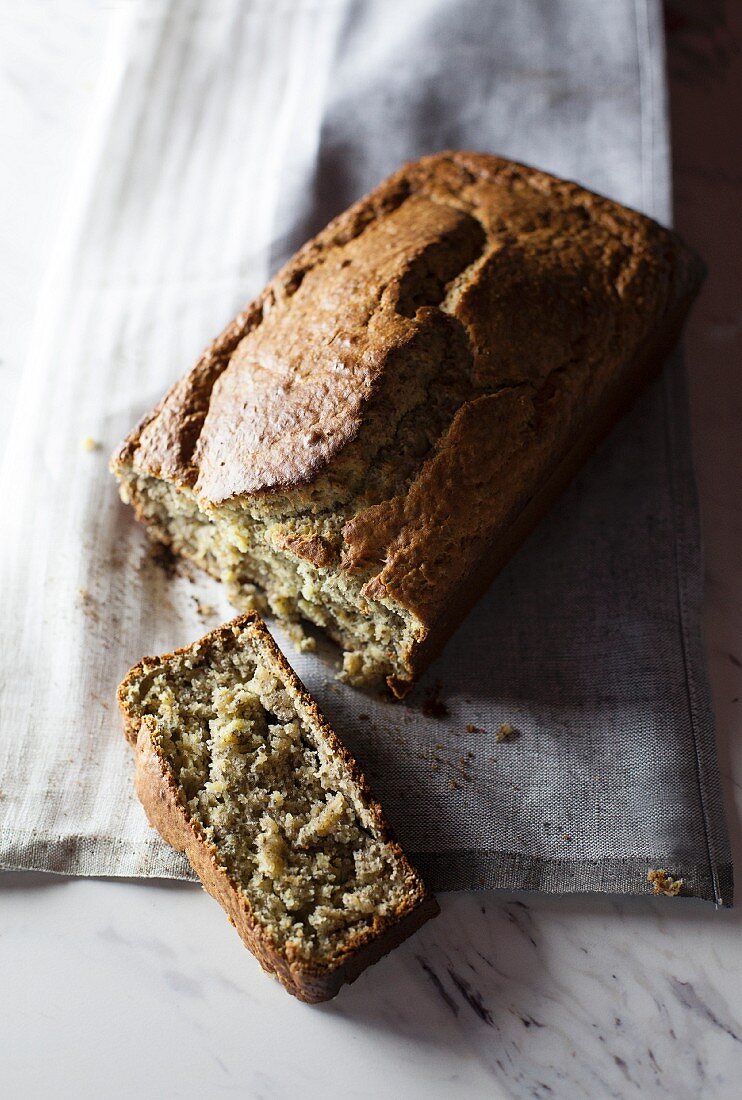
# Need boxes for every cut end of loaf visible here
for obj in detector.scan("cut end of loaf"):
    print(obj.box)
[113,467,423,693]
[118,615,436,999]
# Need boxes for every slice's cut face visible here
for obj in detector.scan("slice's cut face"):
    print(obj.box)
[120,626,421,962]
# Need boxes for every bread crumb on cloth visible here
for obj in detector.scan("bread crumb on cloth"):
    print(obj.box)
[422,682,449,718]
[647,869,684,896]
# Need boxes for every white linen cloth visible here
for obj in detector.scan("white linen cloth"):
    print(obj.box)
[0,0,730,901]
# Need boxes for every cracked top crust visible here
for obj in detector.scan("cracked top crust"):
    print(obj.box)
[115,151,703,626]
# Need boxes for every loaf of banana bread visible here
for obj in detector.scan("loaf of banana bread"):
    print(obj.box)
[112,151,703,695]
[118,614,437,1002]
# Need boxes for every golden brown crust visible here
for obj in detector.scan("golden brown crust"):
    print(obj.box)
[118,614,438,1002]
[113,151,704,691]
[277,533,338,568]
[385,275,701,693]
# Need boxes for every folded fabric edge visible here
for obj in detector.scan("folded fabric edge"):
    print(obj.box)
[660,357,735,909]
[414,851,733,907]
[0,834,196,882]
[1,834,732,906]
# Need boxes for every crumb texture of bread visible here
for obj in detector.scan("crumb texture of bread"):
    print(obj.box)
[112,151,704,692]
[119,617,434,982]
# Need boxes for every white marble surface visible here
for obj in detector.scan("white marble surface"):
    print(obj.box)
[2,872,741,1099]
[2,4,741,1097]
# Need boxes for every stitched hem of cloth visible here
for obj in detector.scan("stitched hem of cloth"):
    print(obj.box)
[638,0,732,909]
[0,835,197,881]
[414,851,733,904]
[1,834,732,906]
[660,356,734,908]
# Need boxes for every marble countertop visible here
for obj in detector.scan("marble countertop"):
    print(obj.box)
[4,871,741,1098]
[2,4,741,1097]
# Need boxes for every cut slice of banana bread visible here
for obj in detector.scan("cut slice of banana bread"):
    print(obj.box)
[112,151,703,694]
[118,614,437,1002]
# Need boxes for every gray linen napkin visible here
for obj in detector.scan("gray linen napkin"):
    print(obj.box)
[0,0,731,904]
